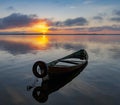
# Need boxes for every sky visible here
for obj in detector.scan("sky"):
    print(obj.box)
[0,0,120,34]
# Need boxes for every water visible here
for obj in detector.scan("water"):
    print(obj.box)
[0,35,120,105]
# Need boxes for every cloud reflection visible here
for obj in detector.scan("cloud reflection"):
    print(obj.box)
[0,35,88,55]
[0,35,120,58]
[0,40,34,55]
[0,35,51,55]
[109,47,120,59]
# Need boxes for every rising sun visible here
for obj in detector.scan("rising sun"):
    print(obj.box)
[33,21,49,34]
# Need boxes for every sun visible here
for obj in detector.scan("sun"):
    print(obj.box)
[33,21,49,34]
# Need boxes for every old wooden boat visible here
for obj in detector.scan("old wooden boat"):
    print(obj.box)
[32,49,88,78]
[27,60,88,103]
[31,61,88,103]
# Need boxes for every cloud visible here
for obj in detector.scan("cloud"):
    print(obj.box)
[93,16,103,21]
[64,17,88,26]
[54,17,88,27]
[83,0,94,4]
[6,6,15,11]
[113,10,120,16]
[0,13,38,29]
[110,17,120,22]
[0,13,88,29]
[70,6,77,9]
[50,25,120,33]
[0,13,119,33]
[110,10,120,22]
[88,25,120,32]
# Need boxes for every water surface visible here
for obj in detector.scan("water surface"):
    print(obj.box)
[0,35,120,105]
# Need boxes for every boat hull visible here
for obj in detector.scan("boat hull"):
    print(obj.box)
[48,61,88,79]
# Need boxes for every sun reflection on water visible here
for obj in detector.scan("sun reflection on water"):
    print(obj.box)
[34,35,49,48]
[0,35,50,50]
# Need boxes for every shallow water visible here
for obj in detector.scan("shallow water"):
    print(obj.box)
[0,35,120,105]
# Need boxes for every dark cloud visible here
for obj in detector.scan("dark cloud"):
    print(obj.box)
[64,17,88,26]
[6,6,15,11]
[98,13,107,17]
[0,13,37,29]
[88,25,120,32]
[110,10,120,22]
[88,27,104,32]
[53,21,63,26]
[110,17,120,22]
[50,25,120,32]
[49,27,86,31]
[113,10,120,16]
[93,16,103,21]
[53,17,88,27]
[0,13,88,29]
[71,27,86,31]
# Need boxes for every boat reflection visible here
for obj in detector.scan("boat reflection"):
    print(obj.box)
[27,61,88,103]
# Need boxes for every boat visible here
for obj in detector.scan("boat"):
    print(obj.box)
[32,49,88,79]
[28,61,88,103]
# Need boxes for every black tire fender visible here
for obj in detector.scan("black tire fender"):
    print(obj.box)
[32,61,48,78]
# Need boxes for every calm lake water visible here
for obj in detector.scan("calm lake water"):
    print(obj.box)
[0,35,120,105]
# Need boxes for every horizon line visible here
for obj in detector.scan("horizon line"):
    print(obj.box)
[0,33,120,35]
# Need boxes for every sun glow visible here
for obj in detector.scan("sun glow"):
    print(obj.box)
[33,21,49,34]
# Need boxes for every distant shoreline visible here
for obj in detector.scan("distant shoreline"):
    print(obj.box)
[0,33,120,35]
